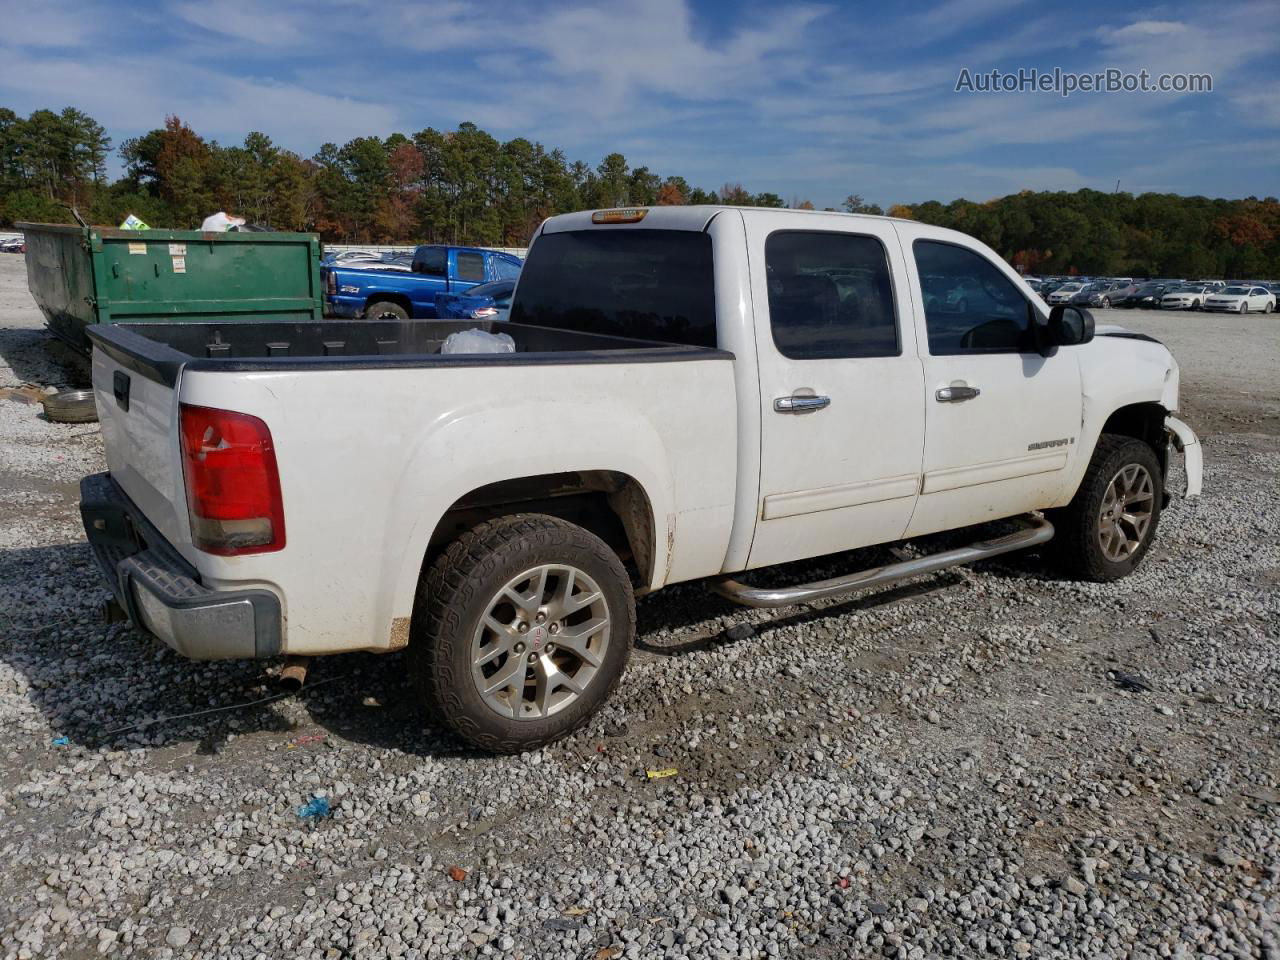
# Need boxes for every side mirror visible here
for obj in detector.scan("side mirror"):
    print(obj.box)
[1046,304,1094,352]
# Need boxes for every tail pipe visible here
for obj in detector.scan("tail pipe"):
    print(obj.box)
[279,656,311,691]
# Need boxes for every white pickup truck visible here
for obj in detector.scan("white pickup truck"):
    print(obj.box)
[81,206,1202,752]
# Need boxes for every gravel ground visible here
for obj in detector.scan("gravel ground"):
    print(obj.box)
[0,252,1277,959]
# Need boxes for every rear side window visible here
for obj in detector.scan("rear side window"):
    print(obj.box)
[914,240,1033,354]
[414,247,447,276]
[510,230,717,347]
[494,257,521,280]
[765,231,900,359]
[456,252,486,282]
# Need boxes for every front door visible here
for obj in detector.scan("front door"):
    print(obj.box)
[900,231,1082,537]
[746,213,925,569]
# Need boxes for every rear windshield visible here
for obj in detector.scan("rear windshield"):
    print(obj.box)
[509,230,717,347]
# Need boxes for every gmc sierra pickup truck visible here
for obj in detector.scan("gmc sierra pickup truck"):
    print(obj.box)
[322,244,523,319]
[81,206,1202,752]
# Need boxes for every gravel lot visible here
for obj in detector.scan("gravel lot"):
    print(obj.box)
[0,252,1277,959]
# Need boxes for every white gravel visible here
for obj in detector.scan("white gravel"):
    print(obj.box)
[0,253,1277,959]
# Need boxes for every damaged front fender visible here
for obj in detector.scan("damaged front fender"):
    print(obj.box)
[1165,416,1202,498]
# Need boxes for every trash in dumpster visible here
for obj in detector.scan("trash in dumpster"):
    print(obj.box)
[441,329,516,355]
[295,794,332,820]
[119,214,150,230]
[200,211,246,232]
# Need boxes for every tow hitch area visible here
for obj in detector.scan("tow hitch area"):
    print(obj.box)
[710,514,1055,609]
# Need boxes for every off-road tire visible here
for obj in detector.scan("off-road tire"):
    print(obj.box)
[1048,435,1163,583]
[366,299,409,320]
[410,513,635,753]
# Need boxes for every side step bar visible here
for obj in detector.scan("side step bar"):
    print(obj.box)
[710,514,1055,609]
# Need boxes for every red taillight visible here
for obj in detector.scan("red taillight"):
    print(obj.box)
[325,268,336,295]
[179,403,285,555]
[471,306,498,318]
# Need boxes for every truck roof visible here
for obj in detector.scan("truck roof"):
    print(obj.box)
[540,204,933,237]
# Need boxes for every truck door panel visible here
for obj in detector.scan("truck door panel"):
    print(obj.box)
[900,233,1081,536]
[745,214,926,569]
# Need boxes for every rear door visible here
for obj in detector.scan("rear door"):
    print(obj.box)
[898,228,1081,537]
[746,212,925,569]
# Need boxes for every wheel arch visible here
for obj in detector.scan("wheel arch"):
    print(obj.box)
[422,470,659,591]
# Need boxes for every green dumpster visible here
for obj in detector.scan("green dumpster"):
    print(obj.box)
[16,222,324,351]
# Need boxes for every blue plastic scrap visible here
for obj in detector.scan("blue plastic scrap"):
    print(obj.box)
[51,736,70,746]
[296,794,332,820]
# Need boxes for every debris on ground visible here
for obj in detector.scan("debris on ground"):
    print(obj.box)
[295,795,331,820]
[645,767,678,780]
[1107,669,1155,692]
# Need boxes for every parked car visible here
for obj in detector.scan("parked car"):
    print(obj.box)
[1047,281,1086,304]
[1159,285,1212,310]
[323,245,524,319]
[1070,281,1126,308]
[1202,285,1276,314]
[1112,283,1169,309]
[434,279,516,320]
[79,205,1202,752]
[0,237,27,253]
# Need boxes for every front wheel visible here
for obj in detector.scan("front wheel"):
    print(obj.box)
[1100,297,1110,308]
[1047,436,1163,582]
[410,514,635,753]
[1240,301,1248,314]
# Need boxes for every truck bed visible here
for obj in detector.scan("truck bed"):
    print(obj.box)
[88,319,727,385]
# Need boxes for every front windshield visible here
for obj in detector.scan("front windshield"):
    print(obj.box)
[1169,286,1200,294]
[1134,284,1163,295]
[1222,286,1250,295]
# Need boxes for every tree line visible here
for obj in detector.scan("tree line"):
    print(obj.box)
[2,106,1277,277]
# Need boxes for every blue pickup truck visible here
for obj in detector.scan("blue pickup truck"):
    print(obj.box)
[322,244,523,319]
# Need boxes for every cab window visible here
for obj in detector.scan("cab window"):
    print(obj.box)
[765,231,900,359]
[914,240,1034,354]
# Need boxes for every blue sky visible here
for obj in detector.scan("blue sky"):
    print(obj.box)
[2,0,1277,207]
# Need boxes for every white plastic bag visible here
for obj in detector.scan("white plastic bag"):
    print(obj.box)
[200,211,247,232]
[441,328,516,354]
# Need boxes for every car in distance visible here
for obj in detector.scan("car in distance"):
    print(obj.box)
[1047,281,1086,304]
[79,205,1203,752]
[1070,280,1126,309]
[434,279,516,320]
[1202,285,1277,314]
[1160,285,1213,310]
[1113,283,1169,309]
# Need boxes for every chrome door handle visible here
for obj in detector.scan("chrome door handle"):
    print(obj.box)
[774,394,831,413]
[936,385,981,402]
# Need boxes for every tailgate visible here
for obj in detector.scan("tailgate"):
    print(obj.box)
[91,345,190,551]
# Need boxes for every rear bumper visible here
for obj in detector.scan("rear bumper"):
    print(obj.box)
[79,473,282,660]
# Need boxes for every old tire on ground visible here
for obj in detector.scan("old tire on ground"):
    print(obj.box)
[410,513,635,753]
[41,389,98,424]
[1047,435,1163,583]
[366,299,409,320]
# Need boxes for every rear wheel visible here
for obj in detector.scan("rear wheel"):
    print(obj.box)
[410,514,635,753]
[366,299,409,320]
[1048,435,1163,582]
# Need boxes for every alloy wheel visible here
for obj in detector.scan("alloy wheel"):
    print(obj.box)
[470,564,611,720]
[1098,464,1155,562]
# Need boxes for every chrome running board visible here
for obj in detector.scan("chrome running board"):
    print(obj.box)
[710,514,1055,609]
